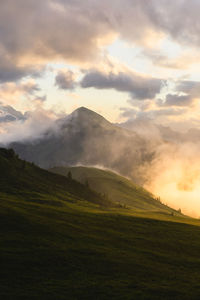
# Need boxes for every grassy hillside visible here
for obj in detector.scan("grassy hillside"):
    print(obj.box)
[50,166,180,214]
[0,148,113,207]
[2,148,200,299]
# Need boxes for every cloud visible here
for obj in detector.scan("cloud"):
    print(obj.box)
[0,108,57,145]
[55,70,76,90]
[81,69,163,100]
[114,0,200,50]
[140,49,196,70]
[119,100,191,134]
[2,0,200,83]
[162,94,194,107]
[147,0,200,48]
[157,80,200,107]
[0,80,42,106]
[0,104,25,123]
[0,0,115,83]
[176,80,200,95]
[0,56,43,83]
[122,107,186,120]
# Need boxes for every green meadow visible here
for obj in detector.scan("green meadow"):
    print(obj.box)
[50,166,183,214]
[1,149,200,299]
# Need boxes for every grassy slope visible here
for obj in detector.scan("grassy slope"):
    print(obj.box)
[2,149,200,299]
[0,148,113,208]
[50,166,180,214]
[2,195,200,300]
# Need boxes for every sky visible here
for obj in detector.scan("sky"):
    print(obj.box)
[1,0,200,130]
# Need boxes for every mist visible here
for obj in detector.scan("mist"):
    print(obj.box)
[0,109,58,146]
[143,141,200,218]
[123,121,200,218]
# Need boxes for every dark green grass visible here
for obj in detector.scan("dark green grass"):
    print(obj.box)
[1,196,200,300]
[1,148,200,299]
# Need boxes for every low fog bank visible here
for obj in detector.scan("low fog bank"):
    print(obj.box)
[120,119,200,217]
[0,109,61,146]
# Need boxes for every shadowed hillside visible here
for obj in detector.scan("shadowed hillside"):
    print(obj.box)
[0,148,112,207]
[50,166,181,215]
[2,148,200,299]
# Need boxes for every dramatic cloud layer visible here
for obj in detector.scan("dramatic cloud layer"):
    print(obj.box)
[1,0,200,82]
[0,0,114,83]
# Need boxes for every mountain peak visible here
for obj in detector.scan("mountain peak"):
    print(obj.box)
[73,106,102,117]
[74,106,91,113]
[70,106,111,126]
